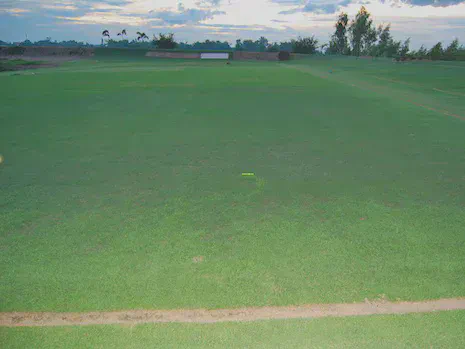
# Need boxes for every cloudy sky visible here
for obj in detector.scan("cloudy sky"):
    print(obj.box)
[1,0,464,48]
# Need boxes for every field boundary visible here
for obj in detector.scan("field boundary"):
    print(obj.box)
[1,298,464,327]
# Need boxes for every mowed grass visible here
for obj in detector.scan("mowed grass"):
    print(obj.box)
[2,311,465,348]
[288,56,465,118]
[1,55,465,312]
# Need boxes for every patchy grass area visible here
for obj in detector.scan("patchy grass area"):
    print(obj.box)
[287,57,465,118]
[0,59,46,72]
[1,55,464,315]
[2,311,465,348]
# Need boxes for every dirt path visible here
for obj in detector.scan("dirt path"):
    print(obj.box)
[1,298,464,327]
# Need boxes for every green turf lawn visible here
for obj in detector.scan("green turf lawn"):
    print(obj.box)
[1,55,464,313]
[2,311,465,348]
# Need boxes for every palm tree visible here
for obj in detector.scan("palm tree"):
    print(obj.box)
[117,29,127,40]
[102,30,110,40]
[136,31,148,41]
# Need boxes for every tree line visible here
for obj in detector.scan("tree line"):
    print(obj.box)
[0,38,92,48]
[1,6,464,61]
[98,15,465,60]
[326,6,465,61]
[98,30,319,54]
[97,30,321,54]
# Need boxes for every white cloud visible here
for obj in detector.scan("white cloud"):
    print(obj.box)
[205,0,287,27]
[91,4,125,11]
[57,12,150,26]
[0,8,31,13]
[350,0,465,17]
[42,4,78,11]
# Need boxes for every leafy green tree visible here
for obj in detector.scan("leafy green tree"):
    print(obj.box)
[364,25,378,56]
[399,38,410,59]
[107,39,132,48]
[189,40,231,50]
[258,36,269,52]
[153,33,177,49]
[34,37,54,46]
[387,40,401,58]
[328,12,349,55]
[278,41,293,52]
[454,45,465,61]
[327,41,337,54]
[376,25,388,55]
[375,24,396,57]
[444,38,459,60]
[415,45,428,59]
[377,24,393,57]
[267,43,280,52]
[241,40,259,51]
[292,36,319,54]
[429,42,443,60]
[348,6,374,56]
[233,37,276,52]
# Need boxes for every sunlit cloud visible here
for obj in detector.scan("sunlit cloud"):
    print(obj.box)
[42,4,78,11]
[91,4,125,11]
[149,5,225,25]
[0,8,31,13]
[57,12,150,26]
[151,23,187,29]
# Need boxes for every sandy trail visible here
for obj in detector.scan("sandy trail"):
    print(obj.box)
[1,298,464,327]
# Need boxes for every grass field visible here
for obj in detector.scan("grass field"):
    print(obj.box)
[2,311,465,348]
[1,53,465,346]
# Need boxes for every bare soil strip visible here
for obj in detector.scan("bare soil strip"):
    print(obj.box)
[1,298,464,327]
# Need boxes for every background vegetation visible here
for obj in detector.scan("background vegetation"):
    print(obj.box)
[1,6,464,60]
